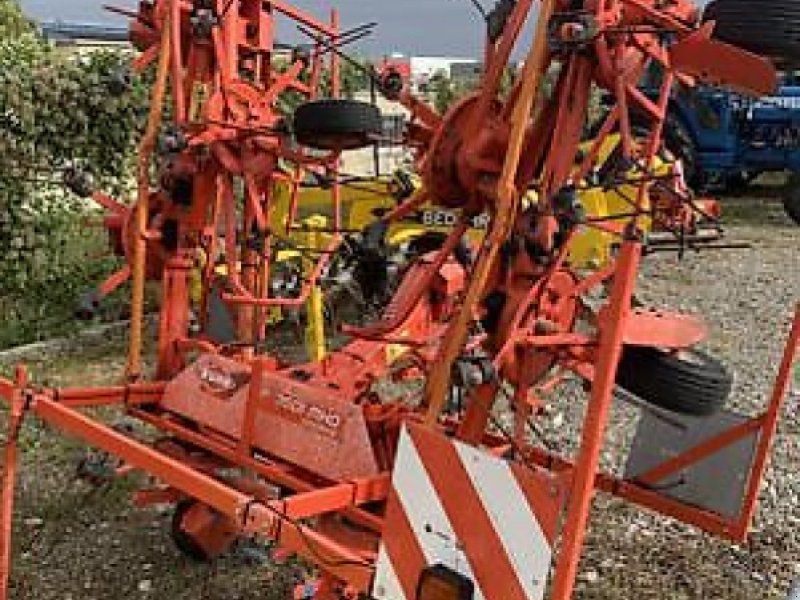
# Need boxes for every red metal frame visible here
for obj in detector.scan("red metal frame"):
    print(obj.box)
[0,305,796,598]
[0,1,794,599]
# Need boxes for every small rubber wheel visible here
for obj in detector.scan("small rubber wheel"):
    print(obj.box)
[171,500,212,562]
[616,346,733,416]
[293,99,382,151]
[782,172,800,225]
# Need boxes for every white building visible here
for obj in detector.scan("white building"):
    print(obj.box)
[409,56,480,91]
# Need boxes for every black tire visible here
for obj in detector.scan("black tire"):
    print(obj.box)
[616,346,733,416]
[783,172,800,225]
[171,500,212,562]
[704,0,800,66]
[723,170,760,193]
[293,99,382,151]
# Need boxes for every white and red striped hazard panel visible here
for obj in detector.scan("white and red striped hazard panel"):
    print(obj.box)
[373,424,566,600]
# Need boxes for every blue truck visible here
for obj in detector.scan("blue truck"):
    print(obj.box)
[659,79,800,225]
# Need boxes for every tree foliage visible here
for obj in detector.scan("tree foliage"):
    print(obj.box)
[429,65,518,114]
[0,0,31,39]
[0,0,372,348]
[0,0,150,348]
[430,71,458,114]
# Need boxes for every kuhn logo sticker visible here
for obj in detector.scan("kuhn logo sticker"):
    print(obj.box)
[197,365,247,398]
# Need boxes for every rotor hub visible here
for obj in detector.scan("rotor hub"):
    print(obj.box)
[421,94,506,213]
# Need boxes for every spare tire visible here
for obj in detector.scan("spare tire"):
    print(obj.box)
[616,346,733,416]
[293,99,382,151]
[704,0,800,65]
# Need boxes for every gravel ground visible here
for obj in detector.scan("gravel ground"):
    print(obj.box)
[573,210,800,600]
[0,196,797,600]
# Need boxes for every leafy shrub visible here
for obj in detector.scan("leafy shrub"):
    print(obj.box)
[0,0,371,349]
[0,0,149,348]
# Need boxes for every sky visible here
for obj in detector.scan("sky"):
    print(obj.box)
[19,0,711,57]
[20,0,492,57]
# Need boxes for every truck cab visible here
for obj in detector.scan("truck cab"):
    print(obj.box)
[640,70,800,224]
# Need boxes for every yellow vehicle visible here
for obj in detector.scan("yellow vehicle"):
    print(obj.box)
[268,133,669,268]
[206,134,676,359]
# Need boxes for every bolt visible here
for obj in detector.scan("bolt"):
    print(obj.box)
[560,22,586,42]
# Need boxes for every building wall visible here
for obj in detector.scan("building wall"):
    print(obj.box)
[41,22,132,55]
[409,56,478,91]
[340,91,412,177]
[49,39,132,56]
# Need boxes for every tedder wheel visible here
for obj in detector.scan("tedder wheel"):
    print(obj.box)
[171,500,211,562]
[170,499,239,562]
[293,99,382,151]
[704,0,800,66]
[615,346,733,416]
[783,172,800,225]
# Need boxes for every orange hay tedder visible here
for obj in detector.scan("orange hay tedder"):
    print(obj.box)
[1,0,799,599]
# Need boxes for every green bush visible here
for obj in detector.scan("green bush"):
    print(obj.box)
[0,0,368,349]
[0,0,149,348]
